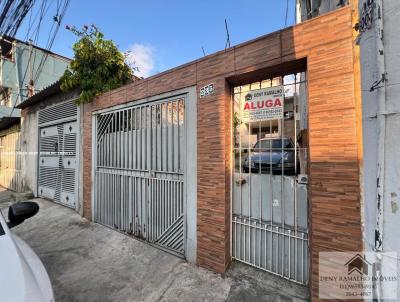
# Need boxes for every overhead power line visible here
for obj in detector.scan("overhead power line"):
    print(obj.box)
[0,0,36,37]
[32,0,70,83]
[1,0,71,118]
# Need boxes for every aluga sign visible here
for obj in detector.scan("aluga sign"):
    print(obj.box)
[241,86,284,122]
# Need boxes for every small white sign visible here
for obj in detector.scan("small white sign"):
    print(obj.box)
[240,86,284,122]
[200,84,214,98]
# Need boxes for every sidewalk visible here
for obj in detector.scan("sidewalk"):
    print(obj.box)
[1,194,309,301]
[0,186,14,206]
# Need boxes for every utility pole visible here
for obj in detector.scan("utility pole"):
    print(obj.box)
[28,39,34,97]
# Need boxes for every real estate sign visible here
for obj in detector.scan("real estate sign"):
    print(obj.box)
[240,86,284,122]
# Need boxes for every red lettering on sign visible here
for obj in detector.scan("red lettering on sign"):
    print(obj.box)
[243,98,282,110]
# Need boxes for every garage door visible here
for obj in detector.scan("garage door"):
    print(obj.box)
[93,96,186,256]
[38,101,78,208]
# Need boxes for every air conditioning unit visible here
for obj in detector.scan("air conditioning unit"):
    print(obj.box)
[297,174,308,184]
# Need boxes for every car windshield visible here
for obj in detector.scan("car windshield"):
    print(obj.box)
[253,139,292,150]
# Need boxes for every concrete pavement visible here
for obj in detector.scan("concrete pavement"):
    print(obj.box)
[0,186,13,205]
[0,196,309,302]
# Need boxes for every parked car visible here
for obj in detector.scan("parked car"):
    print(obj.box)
[242,138,298,175]
[0,202,54,302]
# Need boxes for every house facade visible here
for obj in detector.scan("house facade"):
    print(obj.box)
[15,3,369,301]
[77,6,361,299]
[0,37,70,191]
[0,36,70,118]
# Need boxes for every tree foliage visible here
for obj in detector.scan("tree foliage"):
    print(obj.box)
[61,25,133,104]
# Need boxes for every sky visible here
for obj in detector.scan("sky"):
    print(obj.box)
[16,0,296,78]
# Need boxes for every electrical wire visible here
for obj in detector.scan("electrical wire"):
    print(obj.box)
[19,0,48,87]
[0,0,44,87]
[32,0,70,83]
[10,0,48,100]
[1,0,71,118]
[0,0,36,37]
[30,0,49,76]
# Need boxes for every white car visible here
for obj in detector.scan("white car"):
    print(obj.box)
[0,202,54,302]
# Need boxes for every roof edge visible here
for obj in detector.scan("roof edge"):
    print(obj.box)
[16,80,61,109]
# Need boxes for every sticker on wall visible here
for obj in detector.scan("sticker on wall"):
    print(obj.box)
[241,86,284,122]
[199,83,214,98]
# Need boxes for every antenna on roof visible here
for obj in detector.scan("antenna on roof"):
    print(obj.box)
[201,46,206,57]
[224,18,231,50]
[285,0,289,27]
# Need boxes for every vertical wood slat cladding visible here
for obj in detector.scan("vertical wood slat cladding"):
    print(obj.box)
[81,7,361,300]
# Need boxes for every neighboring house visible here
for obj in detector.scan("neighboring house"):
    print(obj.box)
[7,3,387,300]
[0,36,70,192]
[296,0,348,20]
[357,0,400,298]
[77,6,361,300]
[0,36,70,119]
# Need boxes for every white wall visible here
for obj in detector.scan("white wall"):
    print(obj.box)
[20,108,38,195]
[359,0,400,299]
[20,89,80,199]
[380,1,400,297]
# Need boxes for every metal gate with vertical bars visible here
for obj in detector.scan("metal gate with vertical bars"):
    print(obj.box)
[0,125,23,192]
[232,73,309,284]
[38,101,78,208]
[94,96,186,256]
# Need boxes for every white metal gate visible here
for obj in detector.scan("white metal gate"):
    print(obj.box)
[232,73,309,284]
[94,96,186,256]
[38,101,78,208]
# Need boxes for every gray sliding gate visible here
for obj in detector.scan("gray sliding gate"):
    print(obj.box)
[94,96,186,256]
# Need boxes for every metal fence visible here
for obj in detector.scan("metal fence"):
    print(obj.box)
[0,124,24,192]
[38,101,78,207]
[232,73,309,284]
[94,96,186,256]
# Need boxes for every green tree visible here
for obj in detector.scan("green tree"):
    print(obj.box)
[61,25,133,104]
